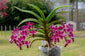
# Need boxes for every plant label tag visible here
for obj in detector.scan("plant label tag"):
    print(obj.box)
[42,41,46,46]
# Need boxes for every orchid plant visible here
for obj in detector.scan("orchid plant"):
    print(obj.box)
[9,4,74,50]
[0,0,8,17]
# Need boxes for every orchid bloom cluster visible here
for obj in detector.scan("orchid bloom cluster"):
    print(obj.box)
[9,22,37,50]
[9,21,74,50]
[0,0,8,17]
[50,23,74,47]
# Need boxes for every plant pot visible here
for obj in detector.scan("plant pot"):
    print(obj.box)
[39,46,62,56]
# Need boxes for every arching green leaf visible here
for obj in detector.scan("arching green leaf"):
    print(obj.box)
[14,6,42,21]
[18,18,43,26]
[37,29,44,34]
[47,20,60,27]
[27,4,45,20]
[47,19,64,27]
[46,6,71,23]
[46,11,69,23]
[34,33,45,38]
[30,38,46,47]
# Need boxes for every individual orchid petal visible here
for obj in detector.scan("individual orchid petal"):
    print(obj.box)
[25,41,30,48]
[71,38,74,42]
[64,44,68,47]
[20,46,22,50]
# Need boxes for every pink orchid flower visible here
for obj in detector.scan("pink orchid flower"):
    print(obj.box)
[9,22,36,50]
[50,23,74,47]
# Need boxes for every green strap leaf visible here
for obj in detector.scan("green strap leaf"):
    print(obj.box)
[34,33,45,38]
[27,4,45,20]
[48,20,60,27]
[47,11,69,23]
[54,11,69,15]
[27,33,45,39]
[47,19,64,27]
[46,5,71,23]
[14,6,42,21]
[30,38,46,47]
[37,29,44,34]
[18,18,43,26]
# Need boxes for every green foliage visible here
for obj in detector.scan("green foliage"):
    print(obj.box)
[18,18,43,26]
[17,5,71,26]
[37,29,44,34]
[27,4,45,19]
[46,7,71,23]
[15,6,42,21]
[30,38,45,47]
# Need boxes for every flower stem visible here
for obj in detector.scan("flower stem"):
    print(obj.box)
[43,21,51,47]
